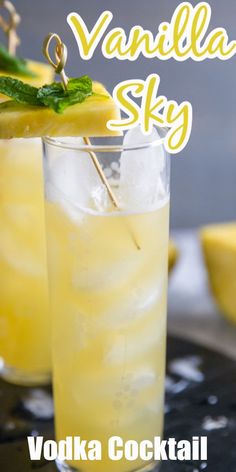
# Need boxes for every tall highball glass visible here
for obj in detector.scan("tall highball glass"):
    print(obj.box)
[0,138,50,385]
[43,131,170,472]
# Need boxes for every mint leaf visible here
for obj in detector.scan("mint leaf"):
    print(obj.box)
[37,76,93,113]
[0,77,41,105]
[0,75,93,112]
[67,76,92,93]
[0,43,37,77]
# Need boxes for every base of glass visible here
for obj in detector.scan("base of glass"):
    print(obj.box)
[1,362,51,386]
[56,459,160,472]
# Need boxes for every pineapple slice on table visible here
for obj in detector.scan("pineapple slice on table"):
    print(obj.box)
[168,240,178,273]
[0,82,121,138]
[0,61,54,100]
[200,223,236,324]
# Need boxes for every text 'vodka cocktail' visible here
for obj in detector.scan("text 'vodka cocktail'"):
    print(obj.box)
[43,129,170,472]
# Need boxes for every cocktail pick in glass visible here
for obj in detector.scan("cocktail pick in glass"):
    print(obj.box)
[0,0,20,55]
[43,33,140,250]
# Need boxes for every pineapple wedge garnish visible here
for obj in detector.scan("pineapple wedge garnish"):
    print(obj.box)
[200,223,236,324]
[0,82,121,138]
[0,60,54,100]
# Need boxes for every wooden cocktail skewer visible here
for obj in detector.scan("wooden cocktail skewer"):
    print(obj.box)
[43,33,140,250]
[0,0,21,55]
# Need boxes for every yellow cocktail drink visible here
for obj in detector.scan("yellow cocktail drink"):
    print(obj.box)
[47,201,169,472]
[43,133,170,472]
[0,44,53,384]
[0,139,50,384]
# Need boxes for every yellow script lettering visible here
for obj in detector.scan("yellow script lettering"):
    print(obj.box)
[67,11,112,60]
[68,3,236,62]
[164,102,192,153]
[108,80,144,129]
[108,74,192,154]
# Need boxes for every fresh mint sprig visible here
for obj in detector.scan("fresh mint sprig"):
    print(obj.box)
[0,75,93,113]
[0,44,37,77]
[37,76,93,113]
[0,77,39,105]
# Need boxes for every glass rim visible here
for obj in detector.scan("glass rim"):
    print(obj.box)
[43,136,166,153]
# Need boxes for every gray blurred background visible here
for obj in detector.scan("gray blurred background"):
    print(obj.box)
[4,0,235,229]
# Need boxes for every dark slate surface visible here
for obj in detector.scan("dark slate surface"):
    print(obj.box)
[0,336,236,472]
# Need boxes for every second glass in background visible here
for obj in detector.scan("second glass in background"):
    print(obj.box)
[0,138,50,385]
